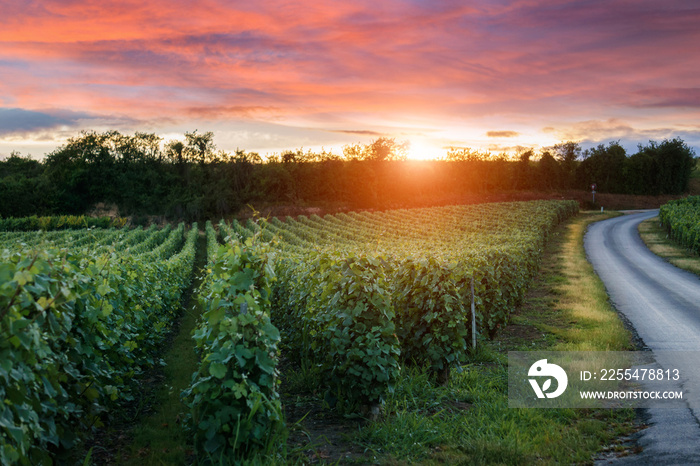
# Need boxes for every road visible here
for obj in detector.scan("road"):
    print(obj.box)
[585,210,700,464]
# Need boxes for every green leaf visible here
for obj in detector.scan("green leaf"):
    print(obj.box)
[101,302,113,317]
[209,362,227,379]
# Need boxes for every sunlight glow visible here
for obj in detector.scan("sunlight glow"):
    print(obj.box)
[406,137,444,160]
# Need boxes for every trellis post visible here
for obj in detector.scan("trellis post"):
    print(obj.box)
[471,276,476,349]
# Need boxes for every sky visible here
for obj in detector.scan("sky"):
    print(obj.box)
[1,0,699,160]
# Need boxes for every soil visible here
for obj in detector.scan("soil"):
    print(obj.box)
[277,353,372,464]
[78,371,168,465]
[283,397,370,464]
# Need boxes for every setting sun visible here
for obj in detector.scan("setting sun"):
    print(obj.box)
[406,137,444,160]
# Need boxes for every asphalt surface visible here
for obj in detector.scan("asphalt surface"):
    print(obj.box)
[585,210,700,465]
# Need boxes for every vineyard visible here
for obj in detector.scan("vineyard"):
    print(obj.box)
[0,215,127,232]
[0,223,198,464]
[0,199,578,463]
[659,195,700,253]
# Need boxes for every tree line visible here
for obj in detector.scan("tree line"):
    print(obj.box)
[0,130,695,220]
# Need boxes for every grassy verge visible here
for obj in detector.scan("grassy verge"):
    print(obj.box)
[282,211,639,464]
[543,211,630,351]
[638,217,700,276]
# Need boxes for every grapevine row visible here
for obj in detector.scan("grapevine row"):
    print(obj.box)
[0,223,197,464]
[182,223,284,459]
[659,196,700,253]
[246,200,578,406]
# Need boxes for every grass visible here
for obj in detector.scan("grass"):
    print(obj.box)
[544,211,630,351]
[638,216,700,276]
[281,211,641,465]
[120,296,202,463]
[109,234,208,465]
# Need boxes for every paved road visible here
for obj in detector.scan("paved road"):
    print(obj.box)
[585,210,700,464]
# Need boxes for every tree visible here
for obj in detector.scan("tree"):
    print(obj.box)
[367,137,409,161]
[342,143,365,161]
[133,132,163,161]
[443,147,490,162]
[43,131,119,212]
[0,152,50,217]
[635,138,695,194]
[552,141,581,188]
[281,149,300,163]
[552,141,582,164]
[515,148,534,189]
[577,142,627,193]
[624,151,655,194]
[233,149,262,164]
[537,151,561,189]
[342,137,409,161]
[184,130,217,164]
[165,140,186,164]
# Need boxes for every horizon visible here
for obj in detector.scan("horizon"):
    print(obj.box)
[2,1,700,159]
[3,128,693,163]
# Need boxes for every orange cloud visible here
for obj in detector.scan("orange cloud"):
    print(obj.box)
[487,131,519,138]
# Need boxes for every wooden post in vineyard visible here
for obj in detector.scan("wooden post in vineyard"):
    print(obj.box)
[471,276,476,349]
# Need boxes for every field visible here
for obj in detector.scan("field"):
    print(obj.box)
[0,200,642,465]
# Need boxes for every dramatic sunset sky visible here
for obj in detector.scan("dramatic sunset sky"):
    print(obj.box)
[1,0,699,159]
